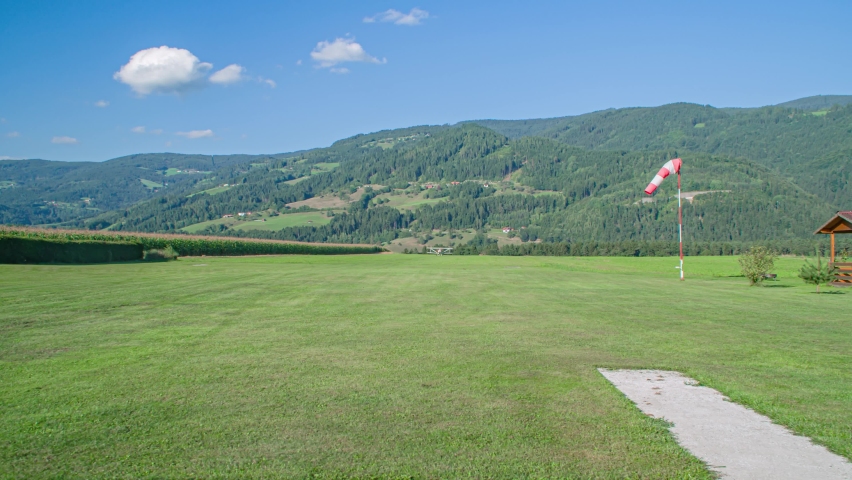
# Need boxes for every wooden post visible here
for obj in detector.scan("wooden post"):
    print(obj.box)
[831,232,835,264]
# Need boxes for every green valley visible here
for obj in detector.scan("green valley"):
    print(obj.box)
[2,96,850,253]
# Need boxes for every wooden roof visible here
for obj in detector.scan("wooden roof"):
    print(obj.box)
[815,211,852,234]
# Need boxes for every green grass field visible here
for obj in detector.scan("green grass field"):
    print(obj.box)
[283,176,309,185]
[312,162,340,172]
[139,179,164,189]
[1,255,850,477]
[165,168,212,176]
[181,212,331,233]
[187,185,233,197]
[375,191,447,210]
[230,212,331,231]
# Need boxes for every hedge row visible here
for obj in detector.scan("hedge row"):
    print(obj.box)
[133,237,381,256]
[0,227,384,259]
[0,236,143,264]
[418,239,848,257]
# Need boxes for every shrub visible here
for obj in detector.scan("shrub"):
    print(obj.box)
[143,245,179,261]
[0,236,142,264]
[798,249,837,293]
[738,246,777,285]
[0,227,384,257]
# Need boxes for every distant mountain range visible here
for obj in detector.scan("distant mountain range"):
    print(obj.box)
[1,95,850,249]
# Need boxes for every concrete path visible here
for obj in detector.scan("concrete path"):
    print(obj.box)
[599,369,852,480]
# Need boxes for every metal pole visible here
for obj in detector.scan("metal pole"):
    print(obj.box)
[678,172,684,280]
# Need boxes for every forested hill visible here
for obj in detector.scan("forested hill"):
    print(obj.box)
[0,153,295,225]
[76,123,836,249]
[473,103,852,171]
[775,95,852,110]
[471,94,852,141]
[472,101,852,207]
[0,95,849,251]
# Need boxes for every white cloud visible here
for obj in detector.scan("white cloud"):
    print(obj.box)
[52,136,79,144]
[7,131,20,138]
[114,46,212,95]
[330,67,350,74]
[176,129,214,139]
[95,100,109,107]
[364,8,430,25]
[310,38,385,68]
[165,141,172,147]
[150,129,163,135]
[258,77,276,88]
[295,59,302,66]
[210,64,246,85]
[0,156,21,160]
[131,126,146,134]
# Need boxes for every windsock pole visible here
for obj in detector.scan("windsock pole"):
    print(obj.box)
[644,157,684,280]
[678,171,683,280]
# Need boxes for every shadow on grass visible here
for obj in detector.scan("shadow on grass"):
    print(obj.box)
[763,284,794,288]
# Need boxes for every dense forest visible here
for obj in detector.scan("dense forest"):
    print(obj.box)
[1,95,849,252]
[0,153,294,225]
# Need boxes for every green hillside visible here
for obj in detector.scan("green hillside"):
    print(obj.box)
[473,102,852,207]
[775,94,852,110]
[82,123,834,249]
[2,95,848,251]
[0,153,295,226]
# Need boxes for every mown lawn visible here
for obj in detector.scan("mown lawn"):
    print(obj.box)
[1,255,849,478]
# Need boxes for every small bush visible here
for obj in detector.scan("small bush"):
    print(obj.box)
[738,246,777,285]
[143,245,179,261]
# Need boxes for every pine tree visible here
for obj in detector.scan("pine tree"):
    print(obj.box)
[798,249,837,293]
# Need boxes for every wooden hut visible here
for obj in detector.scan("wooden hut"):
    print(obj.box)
[814,211,852,286]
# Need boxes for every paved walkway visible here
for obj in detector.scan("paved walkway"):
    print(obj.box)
[599,369,852,480]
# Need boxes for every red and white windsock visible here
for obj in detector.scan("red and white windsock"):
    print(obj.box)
[644,158,682,195]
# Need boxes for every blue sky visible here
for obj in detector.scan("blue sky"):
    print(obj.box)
[1,0,850,161]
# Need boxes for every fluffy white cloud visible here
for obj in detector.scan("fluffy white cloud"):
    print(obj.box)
[311,38,385,68]
[210,64,246,85]
[176,129,214,139]
[114,46,212,95]
[52,136,78,144]
[7,131,20,138]
[131,126,146,134]
[364,8,430,25]
[95,100,109,107]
